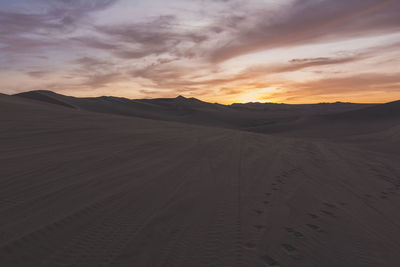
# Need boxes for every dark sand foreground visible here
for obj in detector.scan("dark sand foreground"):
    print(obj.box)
[1,93,400,266]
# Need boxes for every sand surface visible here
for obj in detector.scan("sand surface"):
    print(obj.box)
[1,94,400,266]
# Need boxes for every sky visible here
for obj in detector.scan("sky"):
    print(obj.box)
[0,0,400,104]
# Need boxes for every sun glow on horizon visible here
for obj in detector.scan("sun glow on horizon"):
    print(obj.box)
[231,87,278,104]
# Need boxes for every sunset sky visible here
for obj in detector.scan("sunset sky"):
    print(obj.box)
[1,0,400,104]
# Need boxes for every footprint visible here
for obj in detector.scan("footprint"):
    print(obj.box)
[265,193,272,197]
[255,210,263,215]
[285,227,304,238]
[244,242,256,249]
[294,231,304,238]
[281,243,301,259]
[323,202,336,208]
[307,213,318,219]
[263,201,270,205]
[272,188,279,191]
[320,210,336,217]
[285,227,294,233]
[261,255,280,266]
[306,224,319,230]
[282,243,297,252]
[306,224,323,232]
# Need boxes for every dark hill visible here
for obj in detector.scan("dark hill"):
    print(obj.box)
[15,90,397,138]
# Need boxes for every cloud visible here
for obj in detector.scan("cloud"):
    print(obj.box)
[1,0,400,103]
[266,73,400,102]
[26,70,50,78]
[0,0,118,34]
[208,0,400,62]
[82,72,121,88]
[72,37,118,51]
[97,15,209,59]
[70,56,122,88]
[127,49,385,98]
[0,0,119,53]
[242,55,367,76]
[73,57,111,70]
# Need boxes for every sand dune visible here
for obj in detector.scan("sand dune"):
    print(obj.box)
[328,100,400,120]
[246,100,400,138]
[1,93,400,266]
[16,91,400,140]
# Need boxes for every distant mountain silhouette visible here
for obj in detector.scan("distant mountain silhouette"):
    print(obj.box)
[14,90,399,137]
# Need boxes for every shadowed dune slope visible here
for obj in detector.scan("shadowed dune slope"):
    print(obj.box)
[246,100,400,138]
[13,91,75,108]
[327,100,400,120]
[1,94,400,266]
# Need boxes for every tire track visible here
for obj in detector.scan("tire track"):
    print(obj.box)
[0,189,130,266]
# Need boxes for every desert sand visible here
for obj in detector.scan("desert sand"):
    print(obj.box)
[1,92,400,266]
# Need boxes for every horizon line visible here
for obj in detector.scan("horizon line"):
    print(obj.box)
[9,89,392,106]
